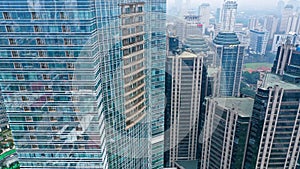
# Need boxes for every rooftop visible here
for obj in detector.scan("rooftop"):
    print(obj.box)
[261,73,300,90]
[212,97,254,117]
[175,160,198,169]
[178,51,198,58]
[213,32,240,45]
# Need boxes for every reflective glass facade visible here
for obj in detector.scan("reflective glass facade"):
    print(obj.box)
[0,0,166,168]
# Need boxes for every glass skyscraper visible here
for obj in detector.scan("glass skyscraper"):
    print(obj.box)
[0,0,166,168]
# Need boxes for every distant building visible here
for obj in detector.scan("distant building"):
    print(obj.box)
[215,8,221,24]
[220,0,238,32]
[249,29,269,55]
[248,17,259,30]
[263,15,279,39]
[202,97,254,169]
[279,5,294,33]
[286,13,300,34]
[213,32,245,96]
[165,51,206,167]
[199,3,211,29]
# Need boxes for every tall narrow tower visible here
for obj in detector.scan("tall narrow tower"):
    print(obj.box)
[220,0,238,32]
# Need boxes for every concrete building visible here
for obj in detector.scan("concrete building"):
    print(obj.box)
[249,29,270,55]
[263,15,279,39]
[248,17,259,30]
[244,41,300,169]
[220,0,238,32]
[279,5,294,33]
[202,98,254,169]
[286,13,300,34]
[199,3,211,30]
[165,51,205,167]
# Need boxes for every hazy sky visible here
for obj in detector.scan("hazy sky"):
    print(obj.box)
[167,0,287,10]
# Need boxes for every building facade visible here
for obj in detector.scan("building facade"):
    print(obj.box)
[244,41,300,169]
[263,15,279,40]
[201,98,253,169]
[0,0,166,168]
[220,0,238,32]
[213,32,245,97]
[165,51,205,167]
[249,29,269,55]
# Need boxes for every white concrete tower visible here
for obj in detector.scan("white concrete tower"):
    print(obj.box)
[220,0,238,32]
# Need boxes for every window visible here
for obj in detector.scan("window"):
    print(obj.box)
[49,107,56,112]
[64,39,71,45]
[38,51,45,57]
[66,51,74,57]
[3,12,11,19]
[32,12,38,19]
[25,116,32,121]
[9,39,16,45]
[22,96,28,101]
[67,63,75,69]
[34,26,41,32]
[6,26,13,32]
[41,63,48,69]
[47,96,54,102]
[20,86,26,91]
[17,74,25,80]
[43,74,50,80]
[12,51,18,57]
[37,38,44,45]
[14,63,22,68]
[45,85,52,91]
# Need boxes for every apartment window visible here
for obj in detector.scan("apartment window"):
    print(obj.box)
[12,51,18,57]
[31,12,38,19]
[77,136,84,141]
[28,126,34,131]
[30,136,37,140]
[47,96,54,102]
[6,26,13,32]
[60,12,66,19]
[9,39,16,45]
[25,116,32,121]
[41,63,48,69]
[49,107,56,112]
[20,86,26,91]
[67,63,74,69]
[73,107,80,112]
[3,12,11,19]
[69,74,75,80]
[76,126,83,131]
[55,145,62,150]
[14,63,22,68]
[21,96,28,101]
[64,39,71,45]
[52,126,58,131]
[137,6,143,12]
[34,26,41,32]
[74,116,79,122]
[38,51,45,57]
[32,145,38,149]
[53,136,60,141]
[43,74,50,80]
[17,74,25,80]
[37,38,44,45]
[71,86,78,91]
[62,26,69,32]
[66,51,74,57]
[45,85,52,91]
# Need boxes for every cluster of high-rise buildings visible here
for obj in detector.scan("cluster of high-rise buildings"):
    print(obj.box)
[0,0,300,169]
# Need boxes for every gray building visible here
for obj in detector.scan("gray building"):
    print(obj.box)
[244,41,300,169]
[249,29,269,55]
[165,51,205,167]
[201,97,253,169]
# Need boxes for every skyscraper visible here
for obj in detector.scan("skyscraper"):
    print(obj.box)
[248,17,259,30]
[165,51,205,167]
[279,5,294,33]
[199,3,211,30]
[286,13,300,34]
[0,0,166,168]
[220,0,238,32]
[201,97,254,169]
[249,29,270,55]
[244,41,300,169]
[213,32,245,96]
[263,15,279,39]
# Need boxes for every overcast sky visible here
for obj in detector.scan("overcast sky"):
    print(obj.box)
[167,0,287,10]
